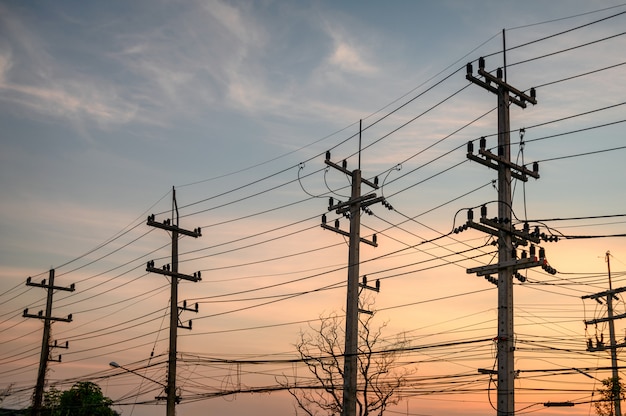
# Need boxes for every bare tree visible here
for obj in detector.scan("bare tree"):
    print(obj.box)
[281,305,413,416]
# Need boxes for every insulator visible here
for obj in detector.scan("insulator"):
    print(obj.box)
[534,226,540,236]
[147,261,151,269]
[373,234,377,245]
[197,271,202,280]
[334,219,340,229]
[533,161,539,173]
[530,88,536,99]
[342,159,347,169]
[67,314,72,321]
[523,222,530,233]
[521,250,527,259]
[362,275,367,286]
[197,227,202,235]
[322,214,327,224]
[189,320,193,330]
[329,197,334,209]
[496,67,503,79]
[467,141,474,154]
[38,310,43,317]
[479,57,485,69]
[466,62,473,75]
[195,303,199,312]
[70,283,75,291]
[480,137,486,150]
[376,279,380,290]
[539,247,546,259]
[512,248,517,259]
[467,209,474,221]
[183,300,187,308]
[530,245,536,258]
[42,279,46,285]
[325,150,331,161]
[374,176,379,186]
[481,204,487,218]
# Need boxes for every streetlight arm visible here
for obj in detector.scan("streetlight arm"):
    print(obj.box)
[109,361,167,389]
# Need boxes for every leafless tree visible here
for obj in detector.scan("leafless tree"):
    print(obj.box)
[281,303,414,416]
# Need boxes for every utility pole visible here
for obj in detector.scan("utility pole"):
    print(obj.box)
[465,54,543,416]
[582,251,624,416]
[321,124,390,416]
[147,187,202,416]
[23,269,75,416]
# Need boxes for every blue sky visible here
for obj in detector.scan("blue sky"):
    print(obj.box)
[1,1,626,415]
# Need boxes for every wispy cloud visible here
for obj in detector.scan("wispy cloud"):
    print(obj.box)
[0,4,139,128]
[324,26,378,76]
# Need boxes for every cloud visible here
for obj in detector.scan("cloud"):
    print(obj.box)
[0,47,11,85]
[1,80,137,126]
[328,38,378,76]
[0,4,139,128]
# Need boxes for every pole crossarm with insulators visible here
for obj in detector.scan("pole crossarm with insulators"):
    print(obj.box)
[321,132,389,416]
[23,269,75,416]
[464,51,546,416]
[146,187,202,416]
[581,252,624,416]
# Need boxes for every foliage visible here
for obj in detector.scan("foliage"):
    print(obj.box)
[40,382,118,416]
[595,376,625,416]
[281,305,414,416]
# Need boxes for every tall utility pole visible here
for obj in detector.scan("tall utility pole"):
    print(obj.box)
[321,134,387,416]
[23,269,75,416]
[147,187,202,416]
[465,54,540,416]
[582,251,624,416]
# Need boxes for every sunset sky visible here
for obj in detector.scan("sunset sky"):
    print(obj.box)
[2,1,626,415]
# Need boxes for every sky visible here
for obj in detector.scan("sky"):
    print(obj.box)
[1,1,626,415]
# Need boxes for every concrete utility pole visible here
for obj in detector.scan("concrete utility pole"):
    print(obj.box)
[582,251,624,416]
[147,188,202,416]
[465,54,541,415]
[23,269,75,416]
[321,134,387,416]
